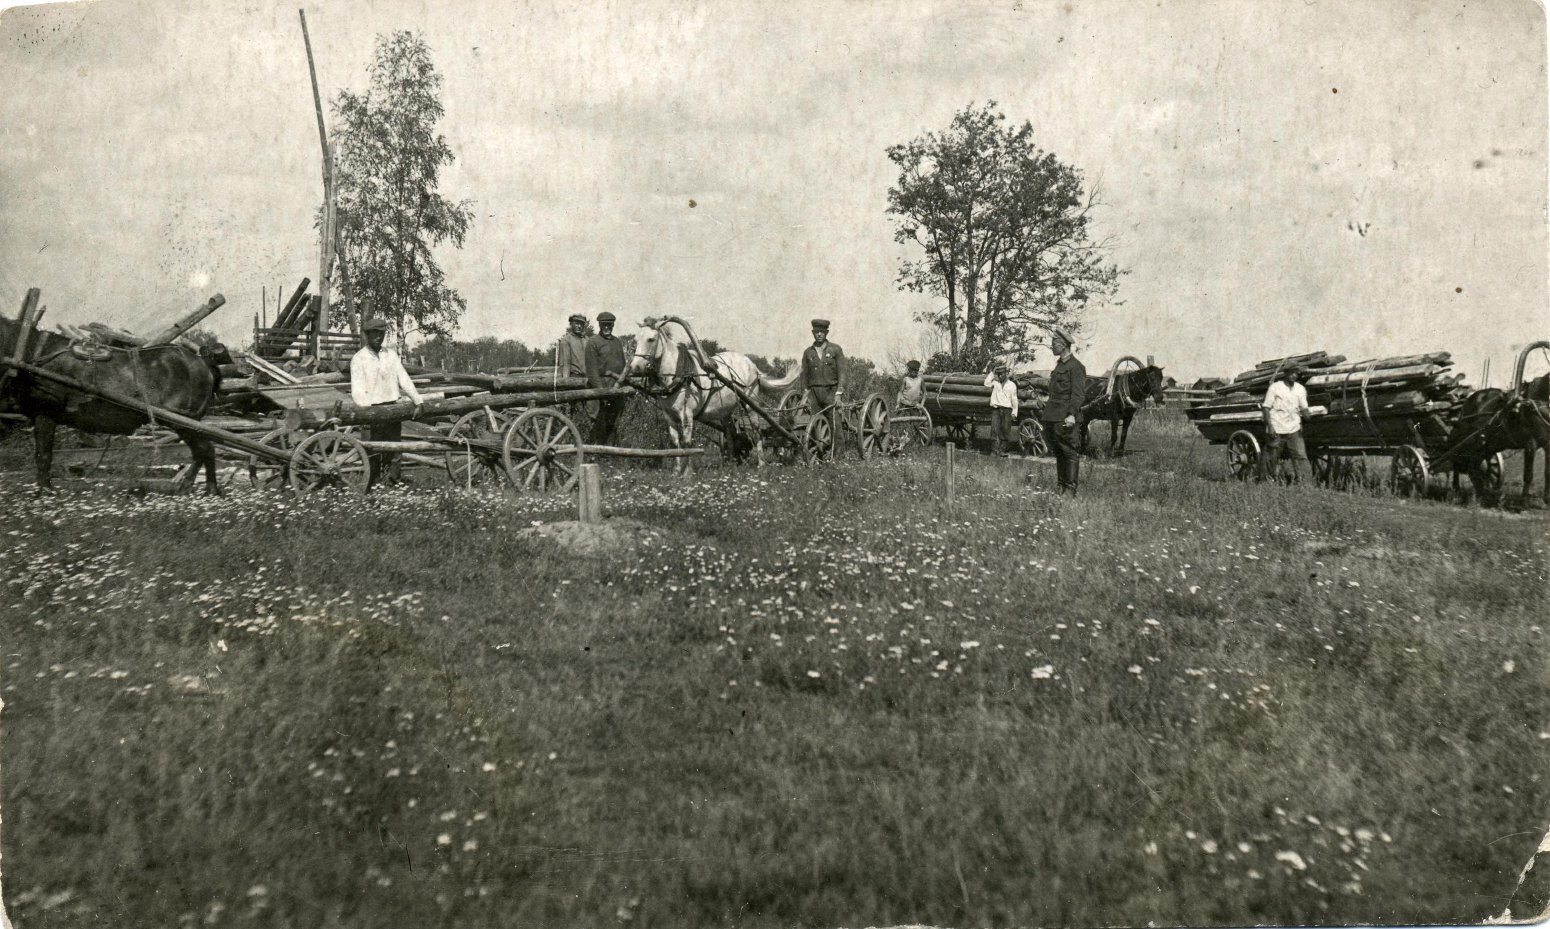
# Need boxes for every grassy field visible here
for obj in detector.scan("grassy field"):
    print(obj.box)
[2,408,1547,927]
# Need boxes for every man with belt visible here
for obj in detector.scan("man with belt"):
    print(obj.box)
[555,312,590,378]
[586,311,629,444]
[801,318,845,416]
[1040,328,1086,494]
[984,362,1019,457]
[350,317,422,489]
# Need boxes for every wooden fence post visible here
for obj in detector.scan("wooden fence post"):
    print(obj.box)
[945,441,956,513]
[578,463,602,523]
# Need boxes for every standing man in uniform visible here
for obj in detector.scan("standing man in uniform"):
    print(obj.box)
[586,311,629,444]
[1040,328,1086,494]
[555,313,590,378]
[984,362,1019,457]
[350,317,422,489]
[801,319,845,416]
[1260,365,1311,483]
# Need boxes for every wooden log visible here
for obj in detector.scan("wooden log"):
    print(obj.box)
[283,385,635,429]
[274,278,311,330]
[576,444,704,458]
[83,322,145,347]
[143,294,227,346]
[0,288,44,396]
[578,463,602,523]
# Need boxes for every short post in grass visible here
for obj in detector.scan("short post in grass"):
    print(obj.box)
[946,442,956,514]
[578,463,602,523]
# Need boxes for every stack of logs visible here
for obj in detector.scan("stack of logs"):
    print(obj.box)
[1186,350,1470,447]
[918,371,1048,416]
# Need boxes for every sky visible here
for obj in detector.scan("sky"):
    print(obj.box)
[0,0,1546,382]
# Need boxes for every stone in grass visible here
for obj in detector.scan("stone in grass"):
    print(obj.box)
[516,518,663,558]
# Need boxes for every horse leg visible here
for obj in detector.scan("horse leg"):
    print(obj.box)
[189,434,221,495]
[1109,414,1120,455]
[33,413,56,491]
[1527,443,1545,509]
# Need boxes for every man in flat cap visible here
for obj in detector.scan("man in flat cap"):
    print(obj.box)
[586,311,629,444]
[1261,365,1311,483]
[801,319,845,419]
[983,361,1019,457]
[1039,328,1086,494]
[351,316,422,488]
[555,313,591,379]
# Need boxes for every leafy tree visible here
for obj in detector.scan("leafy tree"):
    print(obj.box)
[330,31,473,350]
[886,102,1123,365]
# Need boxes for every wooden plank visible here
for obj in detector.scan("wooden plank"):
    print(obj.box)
[238,352,300,385]
[144,294,227,346]
[2,288,43,395]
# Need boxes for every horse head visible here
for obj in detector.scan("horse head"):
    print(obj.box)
[1141,364,1168,406]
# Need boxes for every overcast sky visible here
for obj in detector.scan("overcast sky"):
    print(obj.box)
[1,0,1545,380]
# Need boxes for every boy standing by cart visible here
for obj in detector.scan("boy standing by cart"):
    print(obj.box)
[984,362,1019,457]
[1261,365,1312,483]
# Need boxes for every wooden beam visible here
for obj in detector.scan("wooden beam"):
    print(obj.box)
[143,294,227,346]
[300,8,334,362]
[274,277,311,330]
[1,287,43,396]
[282,385,635,429]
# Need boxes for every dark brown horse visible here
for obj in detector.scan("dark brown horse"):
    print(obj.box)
[1447,375,1550,506]
[1078,362,1167,455]
[1,316,220,491]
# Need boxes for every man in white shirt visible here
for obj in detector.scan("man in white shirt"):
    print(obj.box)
[984,362,1019,457]
[351,317,422,488]
[1261,366,1311,483]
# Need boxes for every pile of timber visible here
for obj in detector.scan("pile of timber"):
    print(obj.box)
[918,371,1047,417]
[1187,350,1471,446]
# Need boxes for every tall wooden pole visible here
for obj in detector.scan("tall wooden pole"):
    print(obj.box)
[300,8,333,365]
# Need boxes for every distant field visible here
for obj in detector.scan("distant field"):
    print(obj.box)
[2,408,1547,927]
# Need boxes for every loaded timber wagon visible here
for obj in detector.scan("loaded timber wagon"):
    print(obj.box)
[1186,350,1503,498]
[917,371,1048,456]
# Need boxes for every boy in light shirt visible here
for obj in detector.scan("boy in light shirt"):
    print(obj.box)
[1261,366,1311,483]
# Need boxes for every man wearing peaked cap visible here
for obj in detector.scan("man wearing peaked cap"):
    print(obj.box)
[556,312,590,378]
[1040,328,1086,494]
[801,318,845,420]
[586,311,628,444]
[350,316,422,489]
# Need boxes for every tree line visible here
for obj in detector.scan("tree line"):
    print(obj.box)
[326,35,1123,370]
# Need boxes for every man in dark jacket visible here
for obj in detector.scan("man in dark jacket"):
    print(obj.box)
[1039,329,1086,494]
[586,311,629,444]
[800,319,845,415]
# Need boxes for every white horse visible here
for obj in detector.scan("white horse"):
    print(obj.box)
[623,318,799,471]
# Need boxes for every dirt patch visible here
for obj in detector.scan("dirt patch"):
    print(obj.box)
[517,518,667,557]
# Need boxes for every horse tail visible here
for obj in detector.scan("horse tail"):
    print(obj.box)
[757,364,801,393]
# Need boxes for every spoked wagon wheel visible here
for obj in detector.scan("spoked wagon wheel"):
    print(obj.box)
[1389,445,1430,497]
[803,412,835,462]
[288,430,371,496]
[857,394,889,460]
[944,422,972,448]
[502,408,584,493]
[1018,419,1048,457]
[1467,451,1504,503]
[777,390,806,416]
[1226,430,1260,481]
[445,408,514,488]
[248,428,297,490]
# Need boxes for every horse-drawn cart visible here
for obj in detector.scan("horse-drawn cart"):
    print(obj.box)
[6,352,698,494]
[1186,350,1505,498]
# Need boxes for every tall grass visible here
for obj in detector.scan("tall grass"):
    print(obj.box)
[2,411,1546,927]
